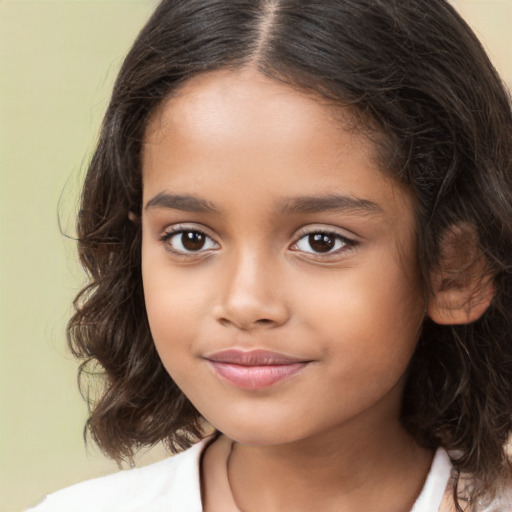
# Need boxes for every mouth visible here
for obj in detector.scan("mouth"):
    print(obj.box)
[204,349,311,390]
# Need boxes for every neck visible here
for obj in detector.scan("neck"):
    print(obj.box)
[227,416,432,512]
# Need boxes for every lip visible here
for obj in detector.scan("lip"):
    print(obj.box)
[205,349,310,390]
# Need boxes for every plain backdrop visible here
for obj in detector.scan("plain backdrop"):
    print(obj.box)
[0,1,510,511]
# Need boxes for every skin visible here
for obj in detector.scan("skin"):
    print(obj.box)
[141,68,432,512]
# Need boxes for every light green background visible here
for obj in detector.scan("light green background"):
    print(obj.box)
[0,1,510,511]
[0,2,159,511]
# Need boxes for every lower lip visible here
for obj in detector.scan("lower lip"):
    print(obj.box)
[207,361,307,390]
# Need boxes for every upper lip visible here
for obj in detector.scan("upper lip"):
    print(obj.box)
[205,349,309,366]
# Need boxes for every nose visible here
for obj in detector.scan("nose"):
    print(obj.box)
[213,250,290,331]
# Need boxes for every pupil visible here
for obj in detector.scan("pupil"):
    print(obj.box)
[182,231,205,251]
[309,233,335,253]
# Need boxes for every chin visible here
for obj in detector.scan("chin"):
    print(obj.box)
[212,418,309,447]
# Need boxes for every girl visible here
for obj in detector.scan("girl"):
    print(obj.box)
[28,0,512,511]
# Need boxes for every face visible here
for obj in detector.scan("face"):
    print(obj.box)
[141,68,425,446]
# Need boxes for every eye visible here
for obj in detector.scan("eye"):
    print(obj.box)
[160,228,218,254]
[292,231,354,255]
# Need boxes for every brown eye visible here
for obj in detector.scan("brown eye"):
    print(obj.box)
[161,228,218,254]
[308,233,335,253]
[181,231,206,251]
[293,231,352,256]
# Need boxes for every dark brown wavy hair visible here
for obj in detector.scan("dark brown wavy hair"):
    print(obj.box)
[69,0,512,507]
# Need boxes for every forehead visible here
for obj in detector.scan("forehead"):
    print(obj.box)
[142,68,413,227]
[144,68,363,160]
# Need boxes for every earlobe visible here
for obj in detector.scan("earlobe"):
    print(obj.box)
[426,226,495,325]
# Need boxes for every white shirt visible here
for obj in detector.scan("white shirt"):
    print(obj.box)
[26,438,499,512]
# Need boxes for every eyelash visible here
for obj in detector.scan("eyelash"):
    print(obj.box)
[159,226,358,259]
[290,229,358,259]
[159,226,218,257]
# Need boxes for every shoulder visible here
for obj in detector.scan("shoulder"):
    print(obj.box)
[25,438,211,512]
[438,463,512,512]
[477,482,512,512]
[414,449,512,512]
[412,448,453,512]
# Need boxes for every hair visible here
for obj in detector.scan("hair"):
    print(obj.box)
[69,0,512,507]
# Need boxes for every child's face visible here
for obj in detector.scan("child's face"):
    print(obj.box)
[141,69,425,445]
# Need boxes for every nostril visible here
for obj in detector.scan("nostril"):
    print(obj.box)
[255,318,273,325]
[213,294,290,330]
[218,318,232,328]
[217,316,275,330]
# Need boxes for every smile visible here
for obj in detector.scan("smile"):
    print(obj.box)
[205,349,310,390]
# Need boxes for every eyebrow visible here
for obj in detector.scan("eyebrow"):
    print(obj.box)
[279,194,383,216]
[145,192,219,213]
[144,191,383,216]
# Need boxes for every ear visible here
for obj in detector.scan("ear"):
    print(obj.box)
[128,211,139,223]
[427,225,495,325]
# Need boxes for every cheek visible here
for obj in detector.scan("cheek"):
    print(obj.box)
[143,281,206,392]
[141,246,207,364]
[295,254,424,373]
